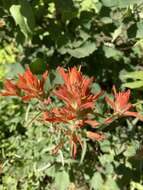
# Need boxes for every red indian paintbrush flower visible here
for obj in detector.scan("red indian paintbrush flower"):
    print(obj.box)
[105,86,143,124]
[17,67,48,101]
[54,67,102,111]
[0,67,48,101]
[44,67,104,158]
[47,66,103,129]
[53,66,103,127]
[0,79,19,96]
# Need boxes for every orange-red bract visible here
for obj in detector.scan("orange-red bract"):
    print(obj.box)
[105,86,143,124]
[54,67,102,111]
[0,80,19,96]
[17,67,48,101]
[44,107,76,123]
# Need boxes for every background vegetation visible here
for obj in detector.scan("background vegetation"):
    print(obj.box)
[0,0,143,189]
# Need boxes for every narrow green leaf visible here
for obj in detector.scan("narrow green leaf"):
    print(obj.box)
[80,140,87,164]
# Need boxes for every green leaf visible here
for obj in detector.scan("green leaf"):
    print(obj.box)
[80,140,87,164]
[117,0,142,7]
[55,0,77,20]
[130,182,143,190]
[112,25,123,42]
[103,177,119,190]
[99,140,111,153]
[99,154,114,165]
[2,176,17,190]
[102,0,142,7]
[9,0,35,38]
[103,46,122,60]
[6,63,25,78]
[121,71,143,89]
[90,172,103,190]
[123,142,139,157]
[55,170,70,190]
[45,165,56,178]
[104,163,114,174]
[133,39,143,57]
[80,0,101,13]
[101,17,112,24]
[101,0,117,7]
[68,41,96,58]
[123,81,143,89]
[122,71,143,80]
[136,21,143,38]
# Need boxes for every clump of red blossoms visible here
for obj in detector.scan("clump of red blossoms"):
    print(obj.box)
[105,85,143,124]
[1,66,143,158]
[0,67,48,101]
[44,67,104,158]
[0,79,20,96]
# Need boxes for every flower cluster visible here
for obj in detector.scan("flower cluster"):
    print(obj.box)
[44,67,103,158]
[105,86,143,124]
[0,67,48,101]
[1,66,142,158]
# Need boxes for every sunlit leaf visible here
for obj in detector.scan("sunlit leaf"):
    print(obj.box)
[9,0,35,38]
[68,41,96,58]
[136,21,143,38]
[55,170,70,190]
[122,71,143,80]
[90,172,103,190]
[123,81,143,89]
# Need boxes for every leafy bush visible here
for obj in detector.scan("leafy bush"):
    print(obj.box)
[0,0,143,78]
